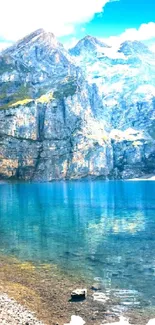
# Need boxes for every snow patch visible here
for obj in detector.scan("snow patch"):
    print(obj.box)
[135,84,155,96]
[129,176,155,181]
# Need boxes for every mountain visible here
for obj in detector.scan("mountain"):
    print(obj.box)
[0,31,155,181]
[69,35,110,56]
[118,40,152,56]
[0,28,78,109]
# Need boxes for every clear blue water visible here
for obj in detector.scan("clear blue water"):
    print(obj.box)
[0,181,155,310]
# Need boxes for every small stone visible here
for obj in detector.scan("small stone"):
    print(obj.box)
[71,289,87,300]
[91,283,101,291]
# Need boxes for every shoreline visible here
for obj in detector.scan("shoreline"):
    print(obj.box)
[0,175,155,184]
[1,292,155,325]
[0,254,110,325]
[0,293,45,325]
[0,255,155,325]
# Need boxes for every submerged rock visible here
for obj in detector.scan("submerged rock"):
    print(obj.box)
[91,283,102,291]
[93,292,109,303]
[104,316,130,324]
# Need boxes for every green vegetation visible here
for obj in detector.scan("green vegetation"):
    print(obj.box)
[0,56,15,75]
[0,84,31,110]
[11,98,33,107]
[17,84,31,99]
[0,87,54,110]
[53,77,77,99]
[36,92,53,104]
[102,134,108,142]
[0,81,13,93]
[0,73,77,110]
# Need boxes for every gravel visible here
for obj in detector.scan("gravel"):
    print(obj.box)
[0,294,45,325]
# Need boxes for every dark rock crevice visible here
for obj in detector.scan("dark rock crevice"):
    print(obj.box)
[37,103,46,141]
[60,98,66,122]
[30,144,44,180]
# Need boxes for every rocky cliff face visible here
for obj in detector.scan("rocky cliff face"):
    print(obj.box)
[0,30,155,180]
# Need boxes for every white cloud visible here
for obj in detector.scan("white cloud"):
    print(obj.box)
[0,0,112,41]
[102,22,155,47]
[0,42,12,51]
[64,37,80,49]
[150,44,155,53]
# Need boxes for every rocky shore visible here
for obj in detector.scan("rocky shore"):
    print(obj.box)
[0,255,155,325]
[0,294,44,325]
[1,293,155,325]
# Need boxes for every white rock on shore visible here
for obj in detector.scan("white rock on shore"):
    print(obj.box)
[64,315,85,325]
[146,319,155,325]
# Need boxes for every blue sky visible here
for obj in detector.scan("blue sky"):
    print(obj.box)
[85,0,155,37]
[59,0,155,46]
[0,0,155,50]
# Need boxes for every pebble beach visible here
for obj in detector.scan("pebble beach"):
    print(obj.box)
[0,294,44,325]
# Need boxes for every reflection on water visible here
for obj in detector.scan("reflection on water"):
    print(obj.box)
[0,181,155,309]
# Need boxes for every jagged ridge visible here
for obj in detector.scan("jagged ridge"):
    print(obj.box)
[0,31,155,181]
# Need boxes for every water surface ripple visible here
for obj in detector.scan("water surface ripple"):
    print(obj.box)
[0,181,155,311]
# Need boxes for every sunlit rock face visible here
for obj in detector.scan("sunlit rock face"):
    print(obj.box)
[0,30,155,180]
[70,37,155,179]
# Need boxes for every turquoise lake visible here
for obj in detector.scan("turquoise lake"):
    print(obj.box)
[0,180,155,312]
